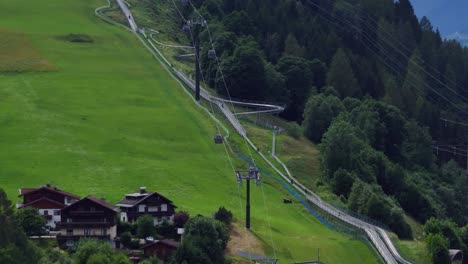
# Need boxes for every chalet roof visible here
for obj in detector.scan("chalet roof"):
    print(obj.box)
[19,197,67,209]
[19,185,80,199]
[86,196,118,211]
[62,196,118,212]
[141,239,180,249]
[115,191,176,208]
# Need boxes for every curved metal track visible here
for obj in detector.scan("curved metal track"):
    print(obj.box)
[109,2,411,263]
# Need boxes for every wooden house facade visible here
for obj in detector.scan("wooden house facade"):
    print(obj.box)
[142,239,179,261]
[56,196,118,248]
[17,185,80,229]
[116,187,176,225]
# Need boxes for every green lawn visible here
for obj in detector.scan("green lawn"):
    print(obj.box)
[0,0,378,262]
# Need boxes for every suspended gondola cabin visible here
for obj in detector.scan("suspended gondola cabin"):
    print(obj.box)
[208,49,216,59]
[214,133,223,144]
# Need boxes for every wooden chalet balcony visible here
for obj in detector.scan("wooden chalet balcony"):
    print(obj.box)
[69,210,105,215]
[57,234,111,240]
[126,211,173,217]
[57,222,114,228]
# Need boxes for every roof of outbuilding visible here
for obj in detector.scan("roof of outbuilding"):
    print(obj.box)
[141,239,180,249]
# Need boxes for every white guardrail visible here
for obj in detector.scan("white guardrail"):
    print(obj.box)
[107,2,411,263]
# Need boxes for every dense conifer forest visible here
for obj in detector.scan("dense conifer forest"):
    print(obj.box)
[179,0,468,261]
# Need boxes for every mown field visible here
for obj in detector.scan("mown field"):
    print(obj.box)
[0,0,378,262]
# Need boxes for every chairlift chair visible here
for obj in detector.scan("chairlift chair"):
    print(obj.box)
[208,49,216,59]
[236,172,243,185]
[214,133,224,144]
[182,25,191,35]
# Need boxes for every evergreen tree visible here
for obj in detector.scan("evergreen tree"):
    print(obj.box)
[327,48,360,98]
[283,33,305,57]
[401,50,427,116]
[401,121,433,168]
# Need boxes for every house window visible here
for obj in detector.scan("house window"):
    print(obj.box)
[148,206,158,212]
[138,205,146,212]
[67,218,72,223]
[161,204,167,212]
[66,240,74,247]
[44,210,49,215]
[54,210,60,216]
[101,229,107,235]
[66,229,73,235]
[84,228,91,236]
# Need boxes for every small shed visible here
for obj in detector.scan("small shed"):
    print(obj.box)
[141,239,179,261]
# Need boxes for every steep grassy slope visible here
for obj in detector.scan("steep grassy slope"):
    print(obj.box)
[0,0,378,262]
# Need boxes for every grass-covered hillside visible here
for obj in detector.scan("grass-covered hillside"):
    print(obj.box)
[0,0,379,262]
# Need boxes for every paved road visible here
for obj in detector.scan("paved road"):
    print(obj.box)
[112,3,411,264]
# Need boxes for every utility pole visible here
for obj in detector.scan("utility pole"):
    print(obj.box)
[236,167,261,229]
[182,18,205,102]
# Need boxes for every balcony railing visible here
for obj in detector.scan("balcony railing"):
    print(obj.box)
[69,211,105,215]
[125,211,173,217]
[57,222,114,228]
[57,234,111,240]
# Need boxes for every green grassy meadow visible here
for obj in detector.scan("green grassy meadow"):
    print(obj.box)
[0,0,379,262]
